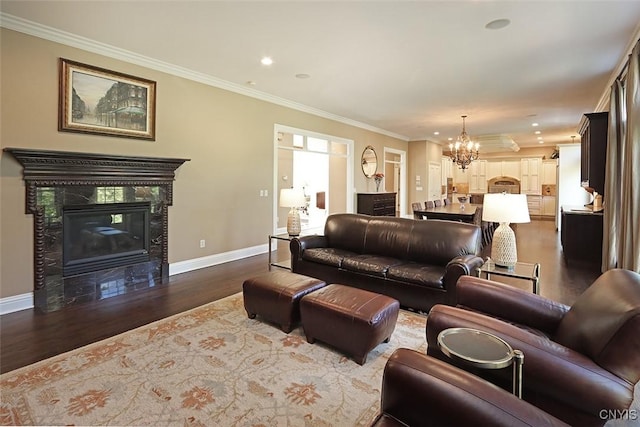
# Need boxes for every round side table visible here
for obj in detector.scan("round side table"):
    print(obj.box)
[437,327,524,398]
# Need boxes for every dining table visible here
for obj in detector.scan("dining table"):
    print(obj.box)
[414,204,480,223]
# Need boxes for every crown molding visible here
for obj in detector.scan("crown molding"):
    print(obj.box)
[0,13,409,142]
[593,24,640,114]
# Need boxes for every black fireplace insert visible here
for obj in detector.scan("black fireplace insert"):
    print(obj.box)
[63,202,151,276]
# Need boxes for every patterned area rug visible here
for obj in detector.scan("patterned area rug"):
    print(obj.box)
[0,292,427,426]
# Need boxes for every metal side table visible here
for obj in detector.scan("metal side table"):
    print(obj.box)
[477,258,541,294]
[438,327,524,398]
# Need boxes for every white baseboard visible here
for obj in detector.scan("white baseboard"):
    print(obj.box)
[169,243,269,276]
[0,244,269,315]
[0,292,34,315]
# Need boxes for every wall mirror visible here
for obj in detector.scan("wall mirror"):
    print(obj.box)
[361,145,378,178]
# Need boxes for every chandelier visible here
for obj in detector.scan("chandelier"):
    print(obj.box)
[449,115,479,170]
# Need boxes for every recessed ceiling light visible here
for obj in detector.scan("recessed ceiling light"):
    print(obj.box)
[246,80,256,86]
[261,57,273,66]
[535,131,541,135]
[434,131,440,135]
[539,141,544,144]
[447,137,453,141]
[485,19,511,30]
[532,122,539,127]
[537,137,543,140]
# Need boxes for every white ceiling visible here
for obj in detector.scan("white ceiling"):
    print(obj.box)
[2,1,640,152]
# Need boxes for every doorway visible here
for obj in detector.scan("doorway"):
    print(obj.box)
[428,161,442,202]
[384,147,407,217]
[274,125,354,234]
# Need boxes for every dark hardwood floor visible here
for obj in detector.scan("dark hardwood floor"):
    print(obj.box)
[0,219,601,374]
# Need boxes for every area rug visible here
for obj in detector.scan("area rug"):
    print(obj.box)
[0,292,427,426]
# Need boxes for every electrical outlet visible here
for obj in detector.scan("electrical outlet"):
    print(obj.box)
[199,239,206,248]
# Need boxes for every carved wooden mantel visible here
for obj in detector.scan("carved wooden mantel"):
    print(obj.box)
[4,148,190,312]
[4,148,189,212]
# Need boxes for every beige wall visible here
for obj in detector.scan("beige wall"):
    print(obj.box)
[407,139,445,205]
[408,140,427,206]
[0,29,407,298]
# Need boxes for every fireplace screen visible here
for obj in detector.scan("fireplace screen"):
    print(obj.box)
[63,202,151,276]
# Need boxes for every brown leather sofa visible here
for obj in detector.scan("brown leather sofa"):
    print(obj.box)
[370,348,569,427]
[426,269,640,427]
[290,213,483,312]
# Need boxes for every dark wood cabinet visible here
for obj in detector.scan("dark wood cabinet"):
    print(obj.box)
[579,112,608,197]
[560,206,603,266]
[357,193,396,216]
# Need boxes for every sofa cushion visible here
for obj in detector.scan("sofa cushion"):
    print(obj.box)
[362,217,412,258]
[408,220,480,265]
[386,263,446,289]
[302,247,355,268]
[341,255,404,277]
[554,269,640,384]
[324,213,370,253]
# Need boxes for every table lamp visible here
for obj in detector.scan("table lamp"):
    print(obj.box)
[482,193,530,268]
[279,188,306,236]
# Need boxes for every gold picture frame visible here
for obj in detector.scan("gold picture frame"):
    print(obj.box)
[59,58,156,140]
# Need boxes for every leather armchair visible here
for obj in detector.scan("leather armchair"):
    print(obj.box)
[370,348,568,427]
[426,269,640,427]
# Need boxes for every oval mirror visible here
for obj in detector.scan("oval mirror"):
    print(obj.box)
[361,146,378,178]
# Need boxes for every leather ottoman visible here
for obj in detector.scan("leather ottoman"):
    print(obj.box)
[300,284,400,365]
[242,271,326,333]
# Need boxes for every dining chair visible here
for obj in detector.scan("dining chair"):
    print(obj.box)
[425,201,435,209]
[443,199,449,206]
[434,200,442,207]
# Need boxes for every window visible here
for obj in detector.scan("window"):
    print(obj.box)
[96,186,124,204]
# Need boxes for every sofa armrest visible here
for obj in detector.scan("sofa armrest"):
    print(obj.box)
[290,235,327,257]
[442,255,484,298]
[456,276,569,335]
[445,254,485,276]
[289,235,328,271]
[371,348,568,427]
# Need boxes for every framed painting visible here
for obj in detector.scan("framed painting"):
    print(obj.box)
[59,58,156,140]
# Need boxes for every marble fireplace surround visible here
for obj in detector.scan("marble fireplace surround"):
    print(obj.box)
[4,148,189,313]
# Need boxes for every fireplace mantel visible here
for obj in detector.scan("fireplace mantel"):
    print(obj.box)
[4,148,190,312]
[4,148,189,212]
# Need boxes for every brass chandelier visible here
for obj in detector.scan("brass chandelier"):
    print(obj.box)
[449,115,479,170]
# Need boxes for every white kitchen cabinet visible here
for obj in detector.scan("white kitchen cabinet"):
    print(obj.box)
[486,160,521,180]
[453,164,469,185]
[542,159,557,185]
[521,158,542,195]
[469,160,487,193]
[503,161,521,179]
[441,157,453,185]
[542,195,556,217]
[486,161,502,180]
[527,195,542,216]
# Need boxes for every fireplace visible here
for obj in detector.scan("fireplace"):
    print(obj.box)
[4,148,189,312]
[63,202,151,276]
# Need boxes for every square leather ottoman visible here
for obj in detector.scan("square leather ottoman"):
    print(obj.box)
[242,271,326,333]
[300,284,400,365]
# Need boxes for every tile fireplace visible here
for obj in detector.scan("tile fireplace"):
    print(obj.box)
[4,148,189,312]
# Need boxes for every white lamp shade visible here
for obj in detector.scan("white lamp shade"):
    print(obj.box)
[279,188,306,208]
[482,193,530,224]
